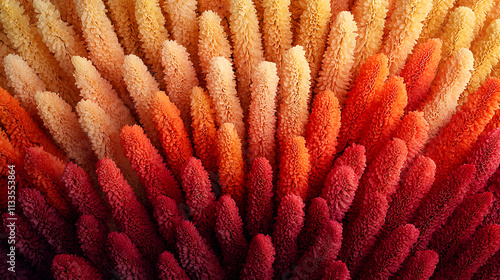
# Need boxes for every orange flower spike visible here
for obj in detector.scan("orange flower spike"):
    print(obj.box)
[337,53,389,151]
[426,77,500,183]
[277,136,311,201]
[217,123,246,207]
[359,76,407,161]
[305,90,341,200]
[150,91,193,179]
[0,87,66,160]
[400,39,442,112]
[392,111,429,169]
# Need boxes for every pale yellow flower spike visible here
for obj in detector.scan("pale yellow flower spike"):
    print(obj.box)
[460,19,500,105]
[206,56,246,141]
[135,0,169,87]
[261,0,293,72]
[419,0,457,41]
[248,61,279,169]
[33,0,88,75]
[0,0,78,106]
[382,0,433,76]
[198,11,232,81]
[161,40,199,128]
[73,0,131,108]
[276,46,311,143]
[122,54,162,148]
[351,0,389,75]
[106,0,143,56]
[440,7,476,60]
[457,0,495,37]
[35,91,95,173]
[72,56,136,130]
[316,11,358,105]
[4,54,47,117]
[295,0,332,83]
[418,48,474,139]
[229,0,265,114]
[478,0,500,37]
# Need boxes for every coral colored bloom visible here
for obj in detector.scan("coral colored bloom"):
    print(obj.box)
[51,254,103,280]
[392,111,429,169]
[321,260,350,280]
[157,251,190,280]
[246,157,274,237]
[153,195,183,246]
[75,214,111,274]
[241,234,275,280]
[107,232,154,280]
[298,197,330,252]
[332,143,367,182]
[277,136,311,201]
[393,250,439,280]
[321,165,357,222]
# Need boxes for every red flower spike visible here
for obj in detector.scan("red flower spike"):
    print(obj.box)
[215,195,249,276]
[120,125,183,204]
[392,111,429,170]
[393,250,439,280]
[339,192,389,273]
[62,162,108,222]
[181,157,217,240]
[435,224,500,280]
[321,260,350,280]
[18,188,79,254]
[24,146,76,221]
[0,129,27,194]
[246,157,274,237]
[153,195,183,246]
[472,251,500,280]
[298,197,330,252]
[305,89,341,199]
[294,220,343,279]
[359,76,407,161]
[411,164,475,251]
[51,254,103,280]
[75,214,111,273]
[272,194,305,278]
[277,136,311,201]
[241,234,276,280]
[429,192,493,265]
[337,53,389,151]
[175,220,225,280]
[332,143,367,182]
[0,245,40,280]
[400,38,442,112]
[157,251,190,280]
[358,224,420,280]
[97,157,167,261]
[107,232,155,280]
[321,165,358,222]
[426,77,500,185]
[465,128,500,196]
[382,156,436,236]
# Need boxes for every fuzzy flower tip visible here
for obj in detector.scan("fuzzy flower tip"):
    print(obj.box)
[241,234,275,280]
[393,250,439,280]
[298,197,330,252]
[321,260,350,280]
[51,254,103,280]
[153,195,183,246]
[333,143,367,182]
[277,136,311,201]
[120,124,182,204]
[157,251,190,280]
[75,214,110,273]
[246,157,274,237]
[107,232,154,280]
[321,165,358,222]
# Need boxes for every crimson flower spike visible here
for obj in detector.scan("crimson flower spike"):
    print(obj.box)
[18,188,79,254]
[321,165,357,222]
[305,89,341,200]
[246,157,274,237]
[425,77,500,185]
[175,220,225,280]
[357,224,419,280]
[411,164,475,251]
[332,143,367,182]
[400,38,442,112]
[75,214,111,275]
[153,195,183,246]
[294,220,343,280]
[429,192,493,266]
[298,197,330,252]
[120,124,183,204]
[0,244,40,280]
[272,194,305,278]
[62,163,108,222]
[181,157,217,241]
[336,53,389,151]
[382,156,436,236]
[24,146,76,221]
[241,234,276,280]
[393,250,439,280]
[51,254,103,280]
[435,224,500,280]
[321,260,350,280]
[392,111,429,170]
[157,251,190,280]
[215,195,249,276]
[96,157,167,261]
[473,251,500,280]
[107,232,155,280]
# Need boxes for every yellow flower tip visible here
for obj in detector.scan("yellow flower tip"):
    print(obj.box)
[440,6,476,60]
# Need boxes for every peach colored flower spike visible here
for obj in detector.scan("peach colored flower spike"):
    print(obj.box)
[277,136,311,201]
[419,0,457,41]
[106,0,143,56]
